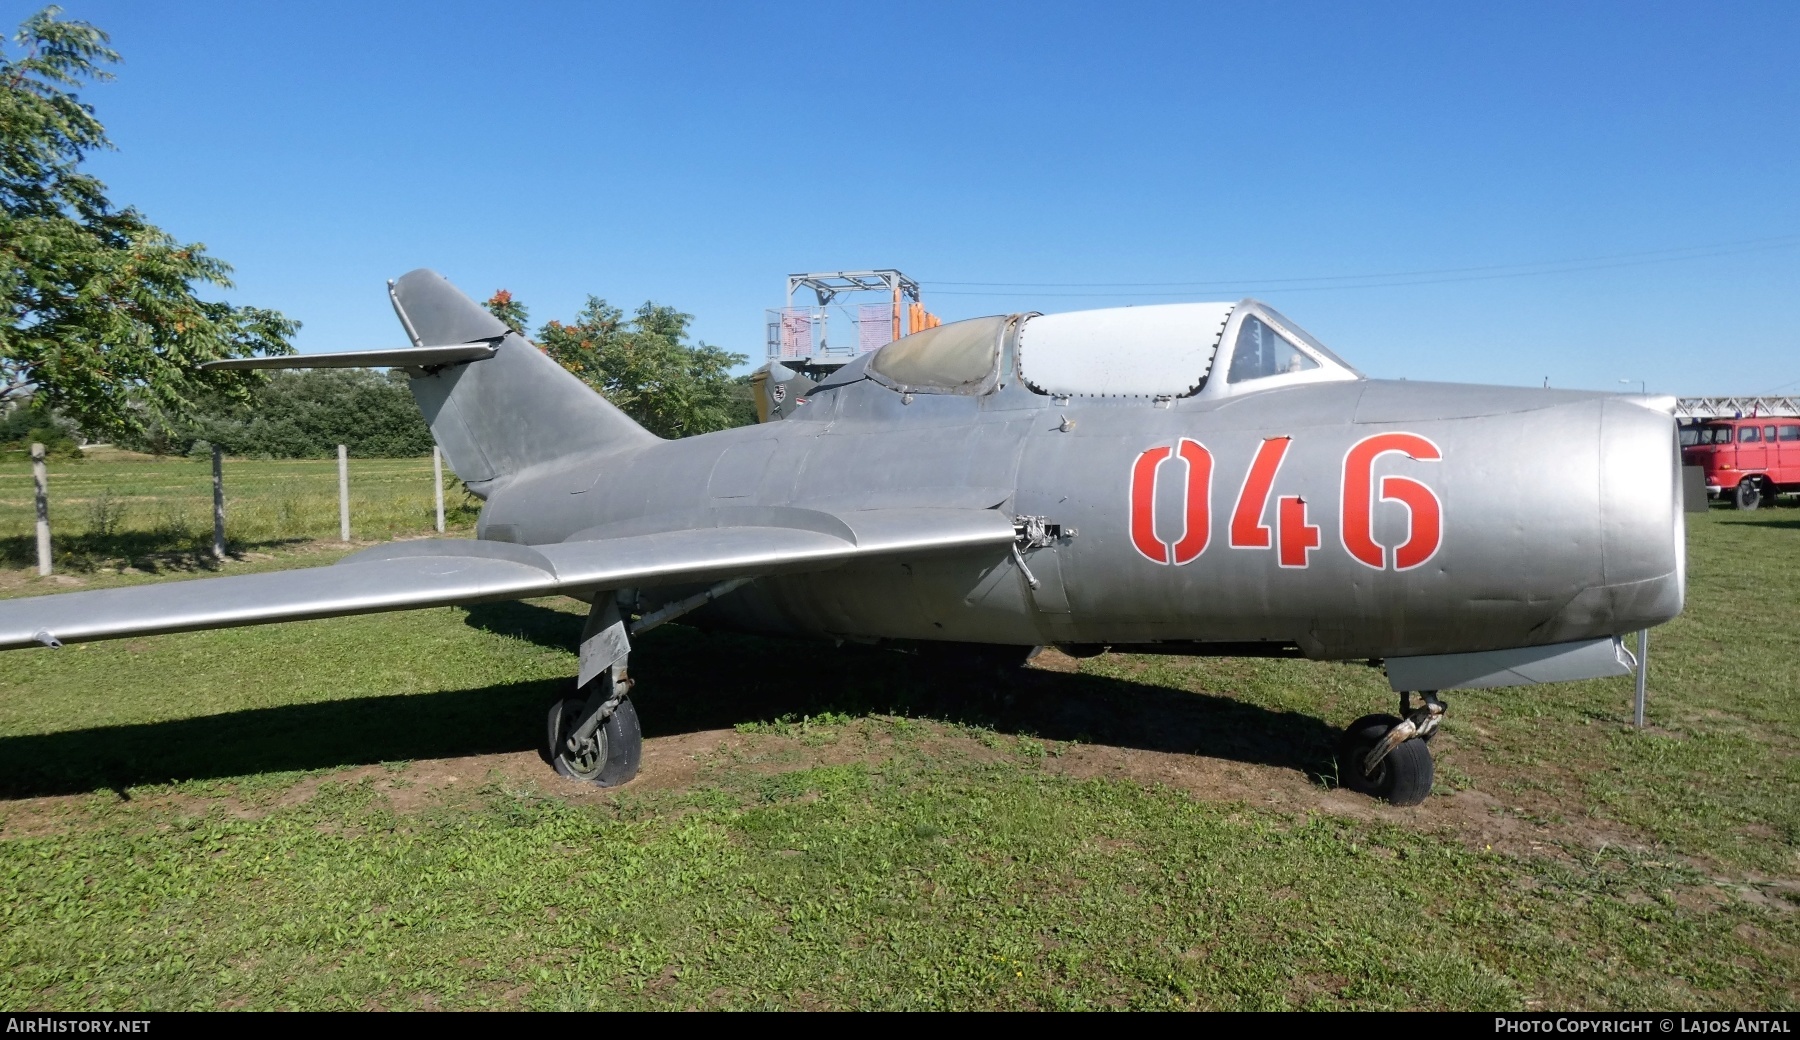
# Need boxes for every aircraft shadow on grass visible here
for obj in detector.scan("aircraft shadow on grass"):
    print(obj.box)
[1729,515,1800,531]
[0,600,1341,799]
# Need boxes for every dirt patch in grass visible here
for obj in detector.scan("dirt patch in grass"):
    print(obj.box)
[0,724,884,835]
[434,709,1700,874]
[1038,729,1658,865]
[0,715,1682,871]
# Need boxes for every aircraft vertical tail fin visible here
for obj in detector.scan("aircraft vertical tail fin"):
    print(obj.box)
[389,269,658,497]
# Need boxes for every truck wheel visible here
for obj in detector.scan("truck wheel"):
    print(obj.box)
[1735,479,1761,511]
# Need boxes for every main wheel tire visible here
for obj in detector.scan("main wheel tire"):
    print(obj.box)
[1337,713,1434,807]
[547,695,642,787]
[1735,479,1762,511]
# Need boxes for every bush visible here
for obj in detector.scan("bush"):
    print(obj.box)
[0,400,82,459]
[118,369,435,458]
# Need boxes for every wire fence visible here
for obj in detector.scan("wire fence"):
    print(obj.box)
[0,447,474,573]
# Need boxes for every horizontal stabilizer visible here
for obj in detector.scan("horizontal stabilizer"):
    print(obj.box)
[0,507,1016,651]
[200,342,499,371]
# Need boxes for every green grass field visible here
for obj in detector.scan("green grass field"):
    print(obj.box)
[0,461,1794,1010]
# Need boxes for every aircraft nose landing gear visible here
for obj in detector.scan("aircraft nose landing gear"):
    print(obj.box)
[1337,691,1443,806]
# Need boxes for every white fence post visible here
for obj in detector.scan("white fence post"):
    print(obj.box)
[212,445,226,560]
[31,442,50,576]
[338,444,350,543]
[433,445,445,534]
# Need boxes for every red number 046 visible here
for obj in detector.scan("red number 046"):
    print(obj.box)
[1127,432,1442,571]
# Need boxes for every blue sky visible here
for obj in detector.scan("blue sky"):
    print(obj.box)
[10,1,1798,394]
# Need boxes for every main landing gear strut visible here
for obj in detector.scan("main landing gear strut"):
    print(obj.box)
[1337,691,1443,806]
[546,579,752,788]
[547,596,643,786]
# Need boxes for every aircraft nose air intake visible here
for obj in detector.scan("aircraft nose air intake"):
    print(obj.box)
[1595,397,1686,631]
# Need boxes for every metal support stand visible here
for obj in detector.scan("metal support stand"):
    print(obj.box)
[31,443,50,577]
[211,445,226,560]
[1634,628,1649,728]
[337,444,350,542]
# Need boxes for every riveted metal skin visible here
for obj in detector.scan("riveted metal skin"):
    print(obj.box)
[0,271,1685,689]
[475,316,1684,664]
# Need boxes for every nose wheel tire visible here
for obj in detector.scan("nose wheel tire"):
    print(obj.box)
[1735,479,1762,511]
[548,694,642,787]
[1338,713,1434,806]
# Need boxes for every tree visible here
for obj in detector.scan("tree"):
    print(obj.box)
[726,372,759,428]
[117,368,435,459]
[536,297,749,438]
[0,7,297,441]
[483,289,528,334]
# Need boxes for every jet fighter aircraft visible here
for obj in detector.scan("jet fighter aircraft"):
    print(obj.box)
[0,270,1686,805]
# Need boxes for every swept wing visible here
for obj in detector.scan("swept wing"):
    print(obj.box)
[0,507,1015,650]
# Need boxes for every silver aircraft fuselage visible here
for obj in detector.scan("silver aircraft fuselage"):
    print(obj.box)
[0,273,1684,801]
[472,327,1685,663]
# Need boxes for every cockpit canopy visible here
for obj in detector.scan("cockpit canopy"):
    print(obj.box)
[866,315,1008,394]
[862,299,1358,400]
[1018,302,1233,397]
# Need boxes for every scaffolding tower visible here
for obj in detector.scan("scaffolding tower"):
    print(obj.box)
[766,269,939,373]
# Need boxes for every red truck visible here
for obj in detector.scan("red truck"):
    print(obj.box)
[1682,417,1800,509]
